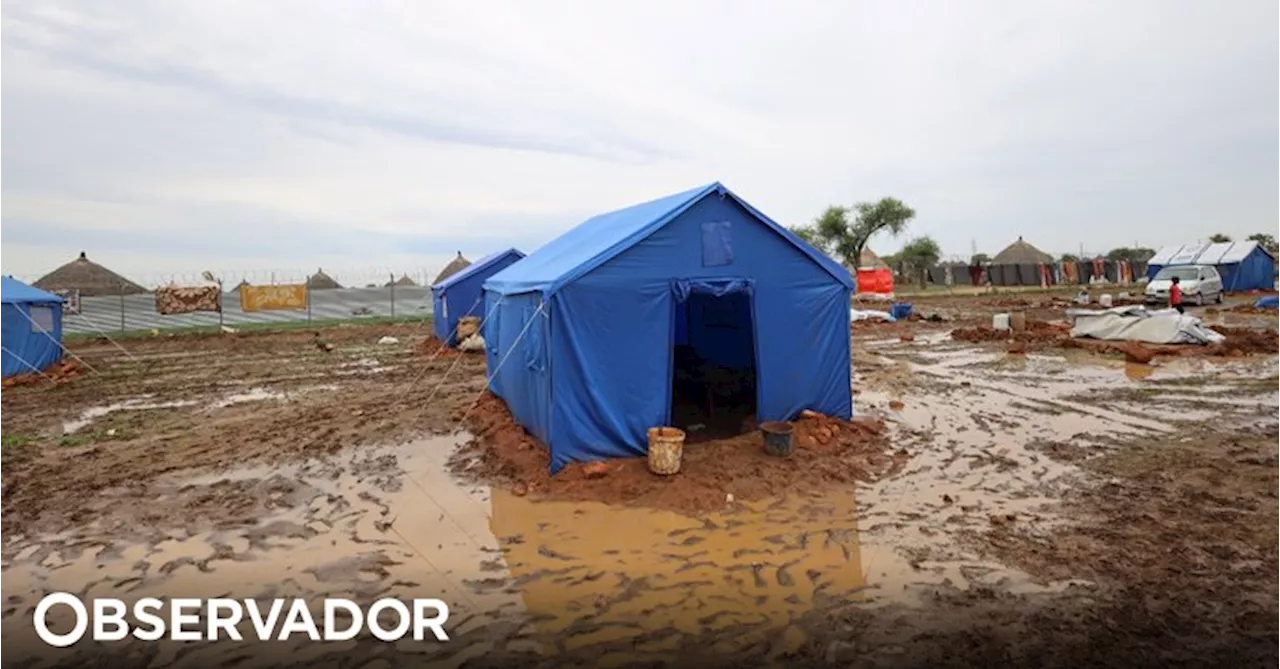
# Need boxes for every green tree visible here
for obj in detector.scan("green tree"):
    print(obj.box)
[970,253,991,265]
[1208,233,1232,243]
[1247,233,1278,255]
[1060,253,1079,263]
[789,198,916,269]
[1106,246,1156,263]
[899,236,942,286]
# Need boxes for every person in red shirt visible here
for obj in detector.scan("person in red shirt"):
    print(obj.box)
[1169,276,1184,313]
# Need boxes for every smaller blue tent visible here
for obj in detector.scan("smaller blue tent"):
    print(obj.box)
[2,276,65,379]
[1146,241,1277,291]
[431,249,526,345]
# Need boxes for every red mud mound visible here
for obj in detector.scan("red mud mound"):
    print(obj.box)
[449,392,907,515]
[416,335,463,359]
[950,320,1071,346]
[0,360,84,389]
[1191,327,1276,357]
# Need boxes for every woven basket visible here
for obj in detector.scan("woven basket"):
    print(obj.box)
[647,427,686,476]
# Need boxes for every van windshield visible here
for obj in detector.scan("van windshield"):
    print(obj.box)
[1154,266,1200,281]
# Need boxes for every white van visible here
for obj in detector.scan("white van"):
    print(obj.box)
[1145,264,1224,306]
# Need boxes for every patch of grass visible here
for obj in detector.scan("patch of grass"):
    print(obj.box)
[1,434,33,448]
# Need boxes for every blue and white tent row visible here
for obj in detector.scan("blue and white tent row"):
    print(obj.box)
[1146,241,1277,291]
[430,248,526,345]
[1,276,65,379]
[481,182,855,473]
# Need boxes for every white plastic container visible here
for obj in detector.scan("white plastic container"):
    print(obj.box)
[992,313,1011,330]
[1099,294,1113,308]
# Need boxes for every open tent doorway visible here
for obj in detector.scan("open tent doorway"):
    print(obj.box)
[669,280,758,442]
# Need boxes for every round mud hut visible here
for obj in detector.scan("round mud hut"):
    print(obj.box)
[989,236,1055,286]
[433,252,472,286]
[386,274,418,288]
[306,268,343,290]
[32,251,149,297]
[992,236,1054,266]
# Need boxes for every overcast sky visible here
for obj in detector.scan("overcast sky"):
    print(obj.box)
[3,0,1277,286]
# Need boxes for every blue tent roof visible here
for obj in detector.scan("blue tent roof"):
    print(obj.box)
[432,248,526,292]
[1,276,62,305]
[485,182,854,296]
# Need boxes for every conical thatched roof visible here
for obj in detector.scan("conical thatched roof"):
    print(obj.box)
[385,274,418,287]
[228,279,250,294]
[433,252,471,285]
[306,268,343,290]
[992,236,1054,265]
[33,251,149,297]
[858,247,890,270]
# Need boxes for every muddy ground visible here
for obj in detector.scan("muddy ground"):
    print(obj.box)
[1,294,1277,667]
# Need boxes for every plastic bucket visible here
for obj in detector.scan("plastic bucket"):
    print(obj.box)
[647,427,686,475]
[890,302,913,320]
[760,421,795,457]
[992,313,1011,330]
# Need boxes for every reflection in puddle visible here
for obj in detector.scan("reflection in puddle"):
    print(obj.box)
[491,490,873,659]
[62,398,199,434]
[206,386,286,408]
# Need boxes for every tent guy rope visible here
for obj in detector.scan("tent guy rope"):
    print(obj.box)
[0,345,57,385]
[398,294,494,395]
[14,306,102,375]
[449,301,546,437]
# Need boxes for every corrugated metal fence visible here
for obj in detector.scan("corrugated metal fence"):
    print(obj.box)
[61,286,434,335]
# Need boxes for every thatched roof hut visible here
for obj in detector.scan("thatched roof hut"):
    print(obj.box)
[992,236,1054,265]
[433,252,471,285]
[857,247,890,270]
[306,268,343,290]
[386,274,418,288]
[33,251,149,297]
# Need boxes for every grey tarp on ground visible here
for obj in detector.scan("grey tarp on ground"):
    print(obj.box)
[1066,306,1226,345]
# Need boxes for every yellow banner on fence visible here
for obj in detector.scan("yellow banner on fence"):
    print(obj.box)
[240,284,307,312]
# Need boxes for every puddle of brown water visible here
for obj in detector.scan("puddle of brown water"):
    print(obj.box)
[1,435,528,668]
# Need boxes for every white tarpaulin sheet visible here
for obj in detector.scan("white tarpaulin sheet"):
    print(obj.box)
[1066,306,1225,345]
[851,308,895,322]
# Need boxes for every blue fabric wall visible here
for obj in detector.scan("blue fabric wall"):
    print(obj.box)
[485,190,853,473]
[432,250,525,344]
[1150,246,1276,291]
[2,302,64,378]
[1221,246,1277,291]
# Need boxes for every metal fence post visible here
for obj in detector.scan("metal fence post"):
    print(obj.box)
[307,283,312,324]
[119,283,126,332]
[389,273,396,318]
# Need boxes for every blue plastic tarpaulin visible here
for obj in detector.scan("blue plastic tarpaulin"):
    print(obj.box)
[482,182,855,473]
[1254,295,1278,309]
[1,276,64,378]
[431,248,525,345]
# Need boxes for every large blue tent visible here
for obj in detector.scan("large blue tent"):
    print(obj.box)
[481,182,855,473]
[431,248,526,345]
[2,276,65,379]
[1146,241,1277,291]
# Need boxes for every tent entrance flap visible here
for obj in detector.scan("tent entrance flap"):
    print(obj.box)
[669,279,758,442]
